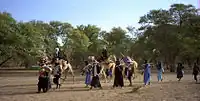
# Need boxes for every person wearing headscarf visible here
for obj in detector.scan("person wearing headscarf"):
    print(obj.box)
[122,56,132,77]
[113,58,124,88]
[143,60,151,86]
[156,61,164,82]
[192,63,199,83]
[176,63,184,81]
[90,56,102,89]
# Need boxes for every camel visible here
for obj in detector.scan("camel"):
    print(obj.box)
[60,59,75,84]
[120,56,139,80]
[39,56,75,85]
[88,55,116,83]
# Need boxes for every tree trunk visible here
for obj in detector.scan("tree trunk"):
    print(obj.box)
[196,57,199,65]
[0,56,13,67]
[24,59,32,68]
[169,55,176,72]
[187,58,192,68]
[164,55,168,69]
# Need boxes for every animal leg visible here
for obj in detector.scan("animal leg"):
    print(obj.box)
[103,71,107,83]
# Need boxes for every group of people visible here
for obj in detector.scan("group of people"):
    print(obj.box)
[37,60,52,93]
[82,47,138,89]
[82,56,153,89]
[37,46,200,93]
[173,62,200,83]
[158,62,200,83]
[83,57,125,89]
[37,51,64,93]
[82,57,200,90]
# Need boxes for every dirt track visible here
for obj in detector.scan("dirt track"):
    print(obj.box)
[0,72,200,101]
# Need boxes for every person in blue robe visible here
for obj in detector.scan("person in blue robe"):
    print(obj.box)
[156,61,164,82]
[84,61,92,87]
[143,60,151,86]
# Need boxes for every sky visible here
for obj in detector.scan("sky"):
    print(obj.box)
[0,0,198,32]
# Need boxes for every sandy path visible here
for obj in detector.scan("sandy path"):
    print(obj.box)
[0,73,199,101]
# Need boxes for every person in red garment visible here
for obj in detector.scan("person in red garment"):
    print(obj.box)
[37,64,51,93]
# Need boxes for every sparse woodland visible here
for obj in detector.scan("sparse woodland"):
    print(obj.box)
[0,4,200,72]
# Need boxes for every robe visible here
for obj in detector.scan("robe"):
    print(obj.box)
[90,62,102,88]
[113,65,124,87]
[176,65,184,79]
[53,65,62,85]
[85,64,92,85]
[193,65,199,81]
[157,63,164,81]
[144,63,151,85]
[38,68,50,92]
[193,65,199,75]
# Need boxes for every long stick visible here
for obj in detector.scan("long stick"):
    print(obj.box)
[120,52,125,57]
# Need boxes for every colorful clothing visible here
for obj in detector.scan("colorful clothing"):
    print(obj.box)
[122,57,132,65]
[38,67,51,92]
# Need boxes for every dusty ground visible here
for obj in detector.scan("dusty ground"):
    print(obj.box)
[0,71,199,101]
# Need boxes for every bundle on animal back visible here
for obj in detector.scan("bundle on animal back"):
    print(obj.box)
[120,53,140,80]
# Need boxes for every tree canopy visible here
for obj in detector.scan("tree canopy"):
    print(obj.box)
[0,3,200,70]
